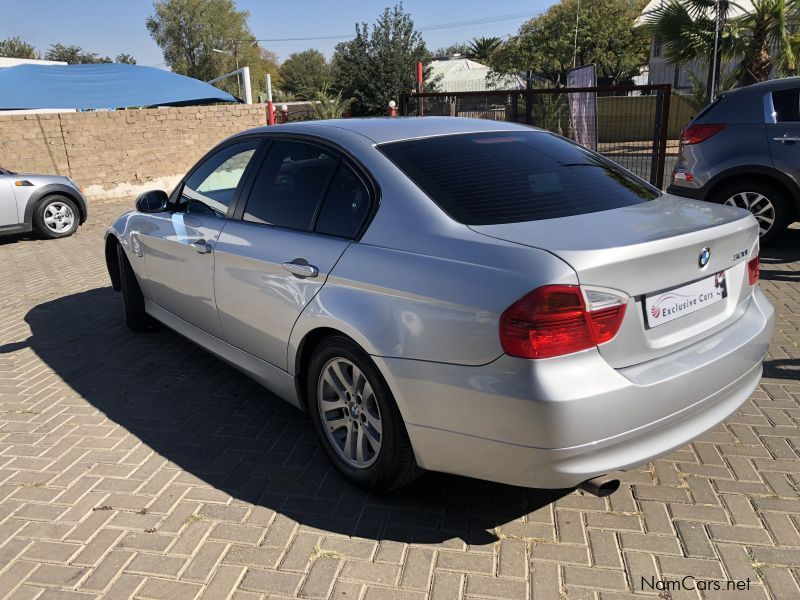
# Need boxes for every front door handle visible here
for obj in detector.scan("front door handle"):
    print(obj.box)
[281,260,319,278]
[191,239,212,254]
[774,134,800,143]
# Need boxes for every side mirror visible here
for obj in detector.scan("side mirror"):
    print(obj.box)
[135,190,168,213]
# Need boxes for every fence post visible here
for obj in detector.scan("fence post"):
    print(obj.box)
[656,85,671,190]
[650,85,671,189]
[524,73,534,125]
[399,94,407,116]
[650,88,663,186]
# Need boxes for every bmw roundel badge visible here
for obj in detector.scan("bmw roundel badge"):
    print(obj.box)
[699,247,711,268]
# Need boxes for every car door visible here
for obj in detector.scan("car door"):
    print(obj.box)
[766,87,800,180]
[138,139,261,337]
[0,174,18,227]
[214,138,374,370]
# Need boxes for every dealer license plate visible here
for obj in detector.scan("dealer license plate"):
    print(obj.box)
[645,271,727,328]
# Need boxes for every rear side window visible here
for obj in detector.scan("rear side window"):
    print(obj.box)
[773,88,800,122]
[379,131,658,225]
[314,164,371,238]
[244,140,338,231]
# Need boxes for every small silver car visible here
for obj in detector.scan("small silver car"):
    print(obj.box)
[0,166,88,238]
[105,118,774,493]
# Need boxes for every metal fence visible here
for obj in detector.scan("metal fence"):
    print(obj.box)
[400,84,674,189]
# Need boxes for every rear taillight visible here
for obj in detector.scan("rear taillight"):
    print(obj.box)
[680,124,726,145]
[500,285,627,359]
[748,253,760,285]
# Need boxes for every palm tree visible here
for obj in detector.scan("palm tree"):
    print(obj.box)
[465,37,502,63]
[646,0,800,97]
[645,0,741,99]
[310,84,355,120]
[735,0,800,86]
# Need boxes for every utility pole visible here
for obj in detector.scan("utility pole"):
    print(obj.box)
[708,0,722,102]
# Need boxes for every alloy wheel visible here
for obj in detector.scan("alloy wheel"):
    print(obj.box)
[317,357,382,468]
[724,192,775,236]
[43,202,75,234]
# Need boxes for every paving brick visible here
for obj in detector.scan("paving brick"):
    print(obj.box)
[239,569,302,595]
[300,556,341,599]
[78,550,134,592]
[180,541,227,583]
[125,553,186,578]
[137,578,201,600]
[27,564,88,588]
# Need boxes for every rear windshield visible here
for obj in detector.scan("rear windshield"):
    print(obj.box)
[379,131,658,225]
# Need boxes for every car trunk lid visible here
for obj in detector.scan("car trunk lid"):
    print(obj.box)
[471,195,759,368]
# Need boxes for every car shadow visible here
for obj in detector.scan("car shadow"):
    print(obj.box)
[761,226,800,270]
[4,287,570,545]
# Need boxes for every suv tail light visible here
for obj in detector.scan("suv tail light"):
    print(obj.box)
[748,253,760,285]
[680,124,726,145]
[500,285,627,359]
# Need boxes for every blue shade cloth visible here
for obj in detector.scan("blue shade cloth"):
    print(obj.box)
[0,63,237,110]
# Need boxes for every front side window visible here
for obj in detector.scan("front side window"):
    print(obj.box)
[244,140,338,231]
[773,88,800,122]
[180,141,260,215]
[379,131,658,225]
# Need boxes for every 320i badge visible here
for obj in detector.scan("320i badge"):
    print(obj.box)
[105,117,774,494]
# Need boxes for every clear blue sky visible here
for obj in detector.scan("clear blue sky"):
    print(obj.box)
[0,0,553,65]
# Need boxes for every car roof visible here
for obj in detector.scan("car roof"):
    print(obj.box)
[723,76,800,97]
[242,116,538,145]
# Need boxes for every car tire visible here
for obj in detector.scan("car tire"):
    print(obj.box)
[33,195,80,239]
[117,244,153,332]
[710,179,793,245]
[307,336,422,491]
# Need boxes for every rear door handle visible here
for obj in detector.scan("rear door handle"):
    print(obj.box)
[774,135,800,143]
[191,239,212,254]
[281,261,319,278]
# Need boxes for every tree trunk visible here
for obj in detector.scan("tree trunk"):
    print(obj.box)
[738,23,772,86]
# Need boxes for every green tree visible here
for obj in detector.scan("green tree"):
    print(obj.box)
[45,43,112,64]
[331,3,433,116]
[433,42,468,57]
[115,53,137,64]
[0,36,37,59]
[465,36,502,63]
[310,83,355,119]
[490,0,650,86]
[279,49,330,99]
[146,0,279,97]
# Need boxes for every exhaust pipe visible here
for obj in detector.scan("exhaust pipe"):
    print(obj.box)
[579,474,620,497]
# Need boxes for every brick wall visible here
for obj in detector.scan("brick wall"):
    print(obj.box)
[0,104,268,200]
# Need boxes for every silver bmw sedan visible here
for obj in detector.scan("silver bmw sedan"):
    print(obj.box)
[105,118,774,494]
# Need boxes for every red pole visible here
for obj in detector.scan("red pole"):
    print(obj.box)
[416,60,424,117]
[266,73,275,126]
[388,100,397,117]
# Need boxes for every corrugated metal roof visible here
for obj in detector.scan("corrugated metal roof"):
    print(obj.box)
[429,58,523,92]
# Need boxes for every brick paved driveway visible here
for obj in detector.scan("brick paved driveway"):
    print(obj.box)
[1,199,799,600]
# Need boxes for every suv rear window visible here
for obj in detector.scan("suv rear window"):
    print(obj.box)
[379,131,658,225]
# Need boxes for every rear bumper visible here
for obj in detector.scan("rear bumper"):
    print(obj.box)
[374,287,774,488]
[666,183,706,200]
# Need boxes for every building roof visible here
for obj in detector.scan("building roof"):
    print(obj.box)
[0,63,236,110]
[428,58,523,92]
